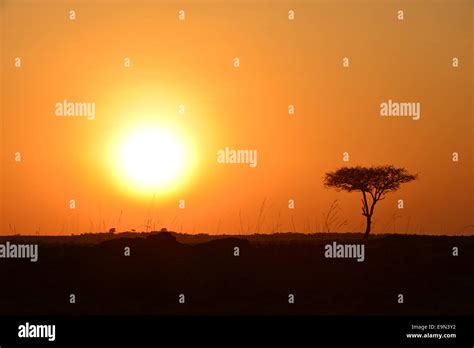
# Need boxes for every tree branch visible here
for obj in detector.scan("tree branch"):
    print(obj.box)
[361,190,369,216]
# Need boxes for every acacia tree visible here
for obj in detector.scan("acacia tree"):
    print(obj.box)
[323,165,417,238]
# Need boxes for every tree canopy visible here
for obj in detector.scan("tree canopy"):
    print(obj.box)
[324,165,417,198]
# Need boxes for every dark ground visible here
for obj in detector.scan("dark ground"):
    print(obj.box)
[0,231,472,316]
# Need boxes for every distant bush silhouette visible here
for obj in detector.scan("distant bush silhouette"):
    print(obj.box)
[324,165,417,238]
[148,231,177,243]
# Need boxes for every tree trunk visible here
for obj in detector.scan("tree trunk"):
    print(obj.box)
[364,216,371,239]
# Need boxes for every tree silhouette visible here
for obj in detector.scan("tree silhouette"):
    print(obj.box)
[323,165,417,238]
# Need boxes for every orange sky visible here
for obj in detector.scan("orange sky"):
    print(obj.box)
[1,0,473,235]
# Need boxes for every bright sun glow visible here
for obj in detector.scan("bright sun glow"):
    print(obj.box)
[113,125,191,195]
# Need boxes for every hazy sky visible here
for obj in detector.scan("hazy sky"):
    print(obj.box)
[1,0,472,235]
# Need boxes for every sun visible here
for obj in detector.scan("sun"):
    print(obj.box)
[113,125,191,195]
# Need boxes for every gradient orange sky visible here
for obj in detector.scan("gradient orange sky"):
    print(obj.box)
[1,0,473,235]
